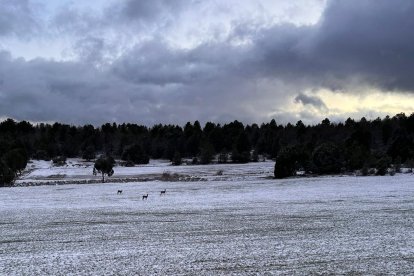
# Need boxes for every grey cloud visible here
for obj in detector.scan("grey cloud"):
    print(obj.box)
[73,36,105,64]
[111,39,249,86]
[2,0,414,125]
[53,6,102,36]
[253,0,414,91]
[0,51,156,125]
[53,0,189,36]
[120,0,188,22]
[310,0,414,90]
[51,0,191,62]
[294,93,328,112]
[105,0,414,124]
[0,46,260,125]
[0,0,39,37]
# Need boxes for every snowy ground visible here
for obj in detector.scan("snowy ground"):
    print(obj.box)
[1,163,414,274]
[16,159,275,185]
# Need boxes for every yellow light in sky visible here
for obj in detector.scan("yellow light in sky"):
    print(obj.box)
[318,89,414,116]
[278,88,414,124]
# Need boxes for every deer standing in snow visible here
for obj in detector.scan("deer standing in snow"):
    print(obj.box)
[142,194,148,200]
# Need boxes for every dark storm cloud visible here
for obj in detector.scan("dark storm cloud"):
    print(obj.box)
[314,0,414,90]
[255,0,414,91]
[109,0,414,124]
[110,0,414,98]
[0,0,39,37]
[2,0,414,125]
[294,93,328,112]
[0,51,158,124]
[111,40,248,85]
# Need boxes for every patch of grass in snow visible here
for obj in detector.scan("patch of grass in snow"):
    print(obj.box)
[45,174,66,179]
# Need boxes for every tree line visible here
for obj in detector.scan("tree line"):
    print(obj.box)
[1,113,414,185]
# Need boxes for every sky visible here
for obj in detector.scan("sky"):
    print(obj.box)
[1,0,414,126]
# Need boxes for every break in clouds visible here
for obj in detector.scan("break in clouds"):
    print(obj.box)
[0,0,413,125]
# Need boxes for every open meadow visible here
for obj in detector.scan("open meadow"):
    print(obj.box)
[1,161,414,275]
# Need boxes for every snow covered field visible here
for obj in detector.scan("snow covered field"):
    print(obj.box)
[16,159,275,185]
[1,163,414,274]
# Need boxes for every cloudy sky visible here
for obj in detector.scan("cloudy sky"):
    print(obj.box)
[1,0,414,126]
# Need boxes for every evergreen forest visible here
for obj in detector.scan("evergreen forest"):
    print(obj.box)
[1,113,414,185]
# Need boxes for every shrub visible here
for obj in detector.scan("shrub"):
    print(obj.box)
[376,156,391,176]
[0,160,15,187]
[161,171,180,181]
[3,149,28,174]
[274,146,308,178]
[393,156,402,173]
[121,144,149,165]
[406,159,414,173]
[33,150,50,161]
[172,151,182,166]
[218,152,228,163]
[53,156,67,166]
[123,160,134,167]
[312,142,343,175]
[361,165,369,176]
[251,150,259,162]
[231,148,250,163]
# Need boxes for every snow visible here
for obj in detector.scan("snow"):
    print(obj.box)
[17,159,276,184]
[1,162,414,274]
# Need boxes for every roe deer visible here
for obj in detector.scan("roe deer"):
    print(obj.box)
[142,194,148,200]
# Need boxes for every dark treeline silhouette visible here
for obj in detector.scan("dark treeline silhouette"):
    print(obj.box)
[1,113,414,185]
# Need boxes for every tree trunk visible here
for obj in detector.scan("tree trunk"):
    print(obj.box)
[102,173,105,183]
